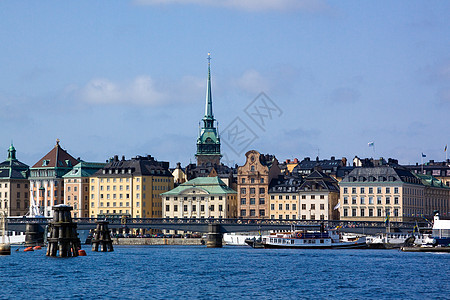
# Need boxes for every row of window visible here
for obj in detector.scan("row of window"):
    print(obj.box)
[240,209,265,217]
[240,188,266,195]
[269,214,326,220]
[241,178,265,184]
[167,204,224,212]
[165,196,224,201]
[343,187,400,194]
[0,183,28,189]
[241,198,265,205]
[342,208,399,217]
[343,196,400,205]
[95,177,171,183]
[269,203,324,211]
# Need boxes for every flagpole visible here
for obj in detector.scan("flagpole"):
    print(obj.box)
[421,154,423,174]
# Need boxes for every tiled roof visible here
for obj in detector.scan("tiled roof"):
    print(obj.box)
[32,141,78,169]
[162,176,236,195]
[93,155,172,177]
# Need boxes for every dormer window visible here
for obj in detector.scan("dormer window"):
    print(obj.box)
[42,160,50,166]
[65,160,72,167]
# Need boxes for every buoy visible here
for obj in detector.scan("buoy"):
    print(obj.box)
[78,249,87,256]
[24,247,34,252]
[33,246,42,250]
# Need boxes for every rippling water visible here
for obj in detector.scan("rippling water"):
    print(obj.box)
[1,245,449,299]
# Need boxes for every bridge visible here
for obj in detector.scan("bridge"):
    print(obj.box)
[7,217,427,235]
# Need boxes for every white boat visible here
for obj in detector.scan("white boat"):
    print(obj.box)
[366,233,429,249]
[432,212,450,246]
[248,230,367,249]
[7,231,26,245]
[224,232,262,246]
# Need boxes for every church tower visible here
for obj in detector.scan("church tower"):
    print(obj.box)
[195,53,222,166]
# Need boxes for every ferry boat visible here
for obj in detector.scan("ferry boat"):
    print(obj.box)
[247,230,367,249]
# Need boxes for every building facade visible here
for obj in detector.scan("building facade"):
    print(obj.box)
[195,53,221,166]
[237,150,280,219]
[268,176,301,220]
[338,166,449,222]
[29,140,79,217]
[0,144,30,217]
[63,162,106,218]
[298,170,340,221]
[162,176,237,219]
[89,155,173,219]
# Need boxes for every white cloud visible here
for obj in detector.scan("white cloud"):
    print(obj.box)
[233,69,271,93]
[133,0,329,12]
[78,75,205,106]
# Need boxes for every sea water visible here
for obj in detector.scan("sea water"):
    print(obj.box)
[1,246,449,299]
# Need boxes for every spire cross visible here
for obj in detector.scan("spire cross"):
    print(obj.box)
[207,52,211,65]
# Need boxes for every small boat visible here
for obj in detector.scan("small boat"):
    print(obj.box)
[33,246,42,250]
[78,249,87,256]
[250,229,367,249]
[24,247,34,252]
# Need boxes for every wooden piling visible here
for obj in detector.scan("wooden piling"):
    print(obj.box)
[46,205,81,257]
[91,221,114,252]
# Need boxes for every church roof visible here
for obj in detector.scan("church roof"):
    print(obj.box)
[0,144,29,179]
[32,140,78,169]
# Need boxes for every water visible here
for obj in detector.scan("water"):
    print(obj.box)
[1,246,449,299]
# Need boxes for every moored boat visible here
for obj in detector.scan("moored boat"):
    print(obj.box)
[252,230,367,249]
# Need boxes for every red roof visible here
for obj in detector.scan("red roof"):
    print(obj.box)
[32,141,78,169]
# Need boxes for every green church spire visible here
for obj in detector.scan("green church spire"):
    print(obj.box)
[7,143,16,161]
[196,52,221,166]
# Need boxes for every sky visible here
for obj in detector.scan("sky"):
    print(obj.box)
[0,0,449,168]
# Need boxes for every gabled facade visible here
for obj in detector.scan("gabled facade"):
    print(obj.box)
[237,150,280,219]
[298,169,340,221]
[195,53,221,166]
[0,144,30,216]
[63,162,106,218]
[29,140,79,217]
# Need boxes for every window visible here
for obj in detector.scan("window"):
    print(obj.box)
[311,195,315,199]
[394,208,399,217]
[360,187,365,194]
[311,204,315,210]
[368,187,373,194]
[377,197,382,204]
[311,215,315,220]
[174,205,178,212]
[278,204,282,210]
[377,187,382,194]
[260,178,264,183]
[259,198,265,205]
[386,197,390,204]
[201,205,205,212]
[219,205,223,212]
[292,204,297,211]
[343,187,348,194]
[240,198,246,205]
[352,188,356,194]
[193,205,196,211]
[250,198,256,205]
[301,195,306,199]
[302,215,306,220]
[184,205,188,212]
[285,204,290,210]
[210,205,214,211]
[360,208,365,217]
[250,209,256,216]
[250,188,255,194]
[369,197,374,205]
[278,195,282,200]
[302,204,306,210]
[394,187,399,194]
[320,204,324,210]
[259,188,265,194]
[343,208,348,217]
[241,178,245,184]
[250,166,255,171]
[259,209,265,216]
[377,208,382,217]
[369,208,373,217]
[250,178,255,183]
[352,208,356,217]
[360,197,365,205]
[271,204,275,210]
[241,188,246,194]
[240,209,246,216]
[386,187,390,194]
[320,195,324,199]
[343,196,348,204]
[394,197,399,205]
[352,197,357,204]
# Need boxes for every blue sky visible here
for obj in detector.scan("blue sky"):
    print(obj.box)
[0,0,449,167]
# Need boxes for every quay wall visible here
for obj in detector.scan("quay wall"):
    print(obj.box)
[112,238,205,246]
